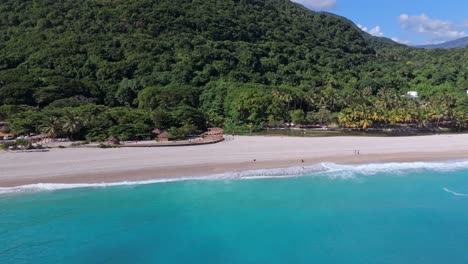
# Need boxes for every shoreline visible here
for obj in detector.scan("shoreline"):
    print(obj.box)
[2,135,468,188]
[0,153,467,191]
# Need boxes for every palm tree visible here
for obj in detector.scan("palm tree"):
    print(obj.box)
[371,111,380,122]
[359,118,372,130]
[401,110,412,125]
[452,111,468,130]
[61,111,83,140]
[41,117,63,139]
[417,108,431,128]
[338,109,354,128]
[338,112,349,127]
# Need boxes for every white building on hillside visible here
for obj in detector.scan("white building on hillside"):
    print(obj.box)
[407,91,418,98]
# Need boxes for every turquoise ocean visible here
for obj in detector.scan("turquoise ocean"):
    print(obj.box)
[1,161,468,264]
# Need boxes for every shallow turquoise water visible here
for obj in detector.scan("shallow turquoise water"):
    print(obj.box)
[1,163,468,264]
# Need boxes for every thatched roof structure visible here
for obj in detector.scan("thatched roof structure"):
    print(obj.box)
[152,128,162,135]
[157,131,169,138]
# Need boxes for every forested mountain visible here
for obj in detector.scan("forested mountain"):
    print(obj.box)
[416,36,468,49]
[0,0,467,140]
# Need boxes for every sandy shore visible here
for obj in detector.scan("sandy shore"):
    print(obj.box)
[1,134,468,187]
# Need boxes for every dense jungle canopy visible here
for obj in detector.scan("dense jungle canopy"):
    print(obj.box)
[1,0,467,140]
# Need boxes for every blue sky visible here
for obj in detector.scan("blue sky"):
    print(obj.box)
[291,0,468,45]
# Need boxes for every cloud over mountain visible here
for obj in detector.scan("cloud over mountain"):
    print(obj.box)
[291,0,336,10]
[399,14,468,43]
[358,24,384,37]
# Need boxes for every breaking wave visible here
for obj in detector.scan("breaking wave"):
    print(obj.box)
[315,160,468,179]
[2,160,468,195]
[0,164,327,195]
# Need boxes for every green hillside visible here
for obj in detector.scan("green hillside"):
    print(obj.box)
[0,0,467,140]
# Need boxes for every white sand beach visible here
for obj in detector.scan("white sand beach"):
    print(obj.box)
[1,134,468,187]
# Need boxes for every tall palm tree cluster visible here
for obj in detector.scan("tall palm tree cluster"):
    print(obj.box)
[40,111,84,140]
[338,91,468,130]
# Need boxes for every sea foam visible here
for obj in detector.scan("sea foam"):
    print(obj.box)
[2,160,468,195]
[0,164,327,195]
[317,160,468,178]
[443,187,468,197]
[0,177,216,195]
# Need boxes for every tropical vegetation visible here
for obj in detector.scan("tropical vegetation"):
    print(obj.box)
[0,0,467,140]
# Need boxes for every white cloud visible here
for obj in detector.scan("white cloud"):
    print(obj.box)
[391,37,411,45]
[358,24,384,37]
[399,13,468,43]
[463,20,468,28]
[357,24,367,31]
[291,0,336,10]
[359,23,412,46]
[368,26,384,37]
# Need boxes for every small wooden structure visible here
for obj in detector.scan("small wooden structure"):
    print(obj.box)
[204,127,224,141]
[30,134,46,144]
[157,131,169,142]
[0,131,13,138]
[153,128,169,142]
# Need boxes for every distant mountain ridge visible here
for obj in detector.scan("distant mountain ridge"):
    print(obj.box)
[416,36,468,49]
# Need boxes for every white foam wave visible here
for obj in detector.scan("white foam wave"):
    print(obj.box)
[318,160,468,178]
[0,177,210,195]
[210,164,327,180]
[2,160,468,195]
[0,164,328,195]
[443,188,468,197]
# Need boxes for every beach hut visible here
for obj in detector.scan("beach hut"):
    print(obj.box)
[0,131,14,140]
[152,128,162,135]
[107,136,119,145]
[152,128,170,141]
[157,131,169,142]
[204,128,224,141]
[30,134,47,144]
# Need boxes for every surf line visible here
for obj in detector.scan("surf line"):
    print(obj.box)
[443,187,468,197]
